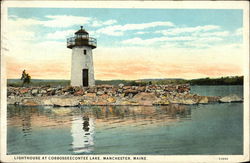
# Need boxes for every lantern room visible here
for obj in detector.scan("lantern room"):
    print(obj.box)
[67,26,97,49]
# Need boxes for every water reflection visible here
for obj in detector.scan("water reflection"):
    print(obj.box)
[7,104,191,154]
[71,115,94,154]
[22,113,32,137]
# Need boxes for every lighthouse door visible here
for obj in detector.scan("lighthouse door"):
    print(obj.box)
[82,69,88,87]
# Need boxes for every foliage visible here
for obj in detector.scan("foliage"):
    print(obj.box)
[189,76,243,85]
[20,70,31,86]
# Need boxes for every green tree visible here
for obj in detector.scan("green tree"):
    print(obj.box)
[20,70,31,86]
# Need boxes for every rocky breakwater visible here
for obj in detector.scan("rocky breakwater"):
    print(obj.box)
[7,84,243,107]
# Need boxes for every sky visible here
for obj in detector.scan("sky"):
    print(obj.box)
[4,8,244,80]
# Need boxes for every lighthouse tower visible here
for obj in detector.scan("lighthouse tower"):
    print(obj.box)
[67,26,97,87]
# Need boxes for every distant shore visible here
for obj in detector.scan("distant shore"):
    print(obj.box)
[7,76,243,87]
[7,84,243,107]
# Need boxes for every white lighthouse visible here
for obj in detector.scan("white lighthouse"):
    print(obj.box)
[67,26,97,87]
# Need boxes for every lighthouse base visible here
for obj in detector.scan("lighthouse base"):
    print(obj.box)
[70,46,95,87]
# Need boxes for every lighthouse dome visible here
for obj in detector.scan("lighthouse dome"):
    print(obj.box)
[75,26,89,35]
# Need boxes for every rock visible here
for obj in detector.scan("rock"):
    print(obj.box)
[97,91,104,95]
[74,89,84,96]
[8,95,15,99]
[43,97,80,106]
[84,93,96,97]
[40,90,47,94]
[120,100,139,105]
[31,89,38,95]
[124,89,138,96]
[133,92,158,105]
[62,86,74,92]
[22,98,39,106]
[219,94,243,103]
[47,88,54,92]
[50,90,56,95]
[123,86,131,90]
[19,88,29,94]
[118,83,124,88]
[207,96,220,103]
[100,94,109,99]
[153,99,170,105]
[107,97,116,103]
[181,99,197,105]
[169,97,197,105]
[117,89,123,93]
[64,92,70,95]
[198,96,209,104]
[128,93,133,98]
[137,86,146,92]
[88,87,97,93]
[79,99,92,105]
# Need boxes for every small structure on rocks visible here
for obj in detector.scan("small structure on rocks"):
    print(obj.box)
[67,26,97,87]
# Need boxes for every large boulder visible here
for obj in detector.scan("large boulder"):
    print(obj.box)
[42,97,80,106]
[19,88,30,94]
[21,98,39,106]
[133,92,158,105]
[124,89,138,96]
[219,94,243,103]
[31,89,39,95]
[198,96,209,104]
[118,83,124,88]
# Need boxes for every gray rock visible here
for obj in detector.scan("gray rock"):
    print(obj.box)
[118,83,124,88]
[31,89,38,95]
[47,88,54,92]
[40,90,47,94]
[97,91,104,95]
[8,95,15,99]
[64,92,70,95]
[43,97,80,106]
[219,94,243,103]
[198,96,209,104]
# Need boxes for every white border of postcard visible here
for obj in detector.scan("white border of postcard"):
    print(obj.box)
[1,1,249,162]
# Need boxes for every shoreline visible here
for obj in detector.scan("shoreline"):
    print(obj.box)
[7,84,243,107]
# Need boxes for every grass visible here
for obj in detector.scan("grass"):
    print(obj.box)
[7,79,70,87]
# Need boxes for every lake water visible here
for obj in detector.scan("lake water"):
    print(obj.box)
[7,85,243,155]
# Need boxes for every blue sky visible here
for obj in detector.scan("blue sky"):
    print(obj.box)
[8,8,242,47]
[6,8,244,79]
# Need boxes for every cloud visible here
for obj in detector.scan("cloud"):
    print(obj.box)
[194,31,230,37]
[121,35,223,46]
[46,30,76,40]
[8,15,91,29]
[91,19,117,27]
[7,17,38,42]
[42,15,91,28]
[156,25,220,36]
[234,28,242,36]
[121,24,231,48]
[97,21,174,36]
[135,31,148,35]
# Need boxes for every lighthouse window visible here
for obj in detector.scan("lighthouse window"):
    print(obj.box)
[84,49,87,55]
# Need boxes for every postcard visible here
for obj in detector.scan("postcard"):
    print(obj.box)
[1,0,249,162]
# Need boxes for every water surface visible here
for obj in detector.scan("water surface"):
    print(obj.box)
[7,85,243,155]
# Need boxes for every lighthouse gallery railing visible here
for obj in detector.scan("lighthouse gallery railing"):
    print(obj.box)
[67,37,97,48]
